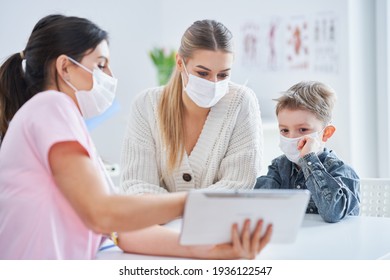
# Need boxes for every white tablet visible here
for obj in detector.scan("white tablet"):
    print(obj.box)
[180,189,310,245]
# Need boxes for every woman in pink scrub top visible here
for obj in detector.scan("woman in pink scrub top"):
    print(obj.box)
[0,14,272,259]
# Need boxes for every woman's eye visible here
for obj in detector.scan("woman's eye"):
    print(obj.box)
[196,71,208,77]
[218,73,229,79]
[98,65,106,70]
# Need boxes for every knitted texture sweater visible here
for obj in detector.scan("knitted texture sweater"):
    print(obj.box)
[120,82,263,194]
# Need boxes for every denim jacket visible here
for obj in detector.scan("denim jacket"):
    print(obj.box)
[255,148,360,223]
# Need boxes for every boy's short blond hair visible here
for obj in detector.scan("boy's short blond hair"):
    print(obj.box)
[275,81,337,125]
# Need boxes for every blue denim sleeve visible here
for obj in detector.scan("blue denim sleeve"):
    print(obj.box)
[299,152,360,223]
[254,159,282,189]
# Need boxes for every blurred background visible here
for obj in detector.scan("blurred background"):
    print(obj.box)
[1,0,389,184]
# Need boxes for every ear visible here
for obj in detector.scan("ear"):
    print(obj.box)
[322,125,336,142]
[55,55,72,81]
[176,53,183,71]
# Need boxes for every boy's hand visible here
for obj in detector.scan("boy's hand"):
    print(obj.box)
[297,135,322,157]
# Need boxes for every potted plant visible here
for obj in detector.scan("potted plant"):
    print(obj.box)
[149,47,176,86]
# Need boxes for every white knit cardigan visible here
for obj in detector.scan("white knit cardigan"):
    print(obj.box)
[119,82,263,194]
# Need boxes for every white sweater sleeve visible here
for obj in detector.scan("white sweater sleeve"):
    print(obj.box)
[119,90,168,195]
[207,88,263,190]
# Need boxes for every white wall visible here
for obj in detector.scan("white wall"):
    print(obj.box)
[376,0,390,177]
[347,0,377,177]
[0,0,382,178]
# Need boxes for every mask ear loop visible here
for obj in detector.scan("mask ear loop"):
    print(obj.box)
[180,59,190,92]
[63,78,78,92]
[181,59,190,77]
[67,56,93,74]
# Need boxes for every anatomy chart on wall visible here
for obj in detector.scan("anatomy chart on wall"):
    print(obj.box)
[313,13,339,73]
[285,16,310,70]
[266,18,283,71]
[241,22,262,68]
[240,19,283,71]
[238,12,339,74]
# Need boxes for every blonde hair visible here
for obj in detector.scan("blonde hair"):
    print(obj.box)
[158,20,233,172]
[275,81,337,125]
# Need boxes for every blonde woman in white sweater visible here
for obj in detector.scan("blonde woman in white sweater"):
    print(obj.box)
[118,20,270,258]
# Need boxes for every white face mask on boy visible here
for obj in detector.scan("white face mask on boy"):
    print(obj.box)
[63,56,118,119]
[279,130,324,164]
[182,60,230,108]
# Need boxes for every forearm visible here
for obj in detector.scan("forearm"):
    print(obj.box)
[117,220,273,260]
[117,225,196,258]
[96,192,186,233]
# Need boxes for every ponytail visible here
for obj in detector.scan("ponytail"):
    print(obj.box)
[0,52,30,137]
[158,69,185,172]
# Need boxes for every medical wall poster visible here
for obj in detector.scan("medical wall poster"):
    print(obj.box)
[240,22,262,68]
[238,12,340,74]
[240,18,283,71]
[285,16,310,70]
[313,12,339,73]
[266,18,283,71]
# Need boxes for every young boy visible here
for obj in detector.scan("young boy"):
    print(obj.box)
[255,81,360,223]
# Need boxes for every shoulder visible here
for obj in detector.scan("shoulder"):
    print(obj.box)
[20,90,81,123]
[128,86,164,124]
[132,86,164,108]
[322,149,343,166]
[222,82,260,115]
[227,82,258,103]
[16,91,90,148]
[270,154,289,166]
[322,149,359,178]
[26,90,77,111]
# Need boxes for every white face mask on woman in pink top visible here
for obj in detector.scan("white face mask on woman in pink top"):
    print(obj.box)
[63,56,118,119]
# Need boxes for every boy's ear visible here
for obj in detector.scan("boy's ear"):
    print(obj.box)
[322,125,336,142]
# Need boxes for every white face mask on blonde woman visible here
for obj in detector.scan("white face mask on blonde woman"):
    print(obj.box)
[182,60,230,108]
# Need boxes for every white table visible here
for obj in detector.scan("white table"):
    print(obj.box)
[97,214,390,260]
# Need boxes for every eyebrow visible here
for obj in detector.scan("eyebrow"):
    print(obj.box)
[278,123,310,128]
[195,65,231,72]
[98,56,108,62]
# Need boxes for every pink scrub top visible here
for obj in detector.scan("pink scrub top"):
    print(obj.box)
[0,91,108,259]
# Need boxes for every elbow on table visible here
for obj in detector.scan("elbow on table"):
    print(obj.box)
[319,210,343,223]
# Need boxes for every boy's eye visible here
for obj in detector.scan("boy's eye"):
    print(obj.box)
[280,129,288,134]
[197,71,208,77]
[299,128,309,133]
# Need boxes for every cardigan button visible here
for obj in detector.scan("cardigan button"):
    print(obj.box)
[182,173,192,182]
